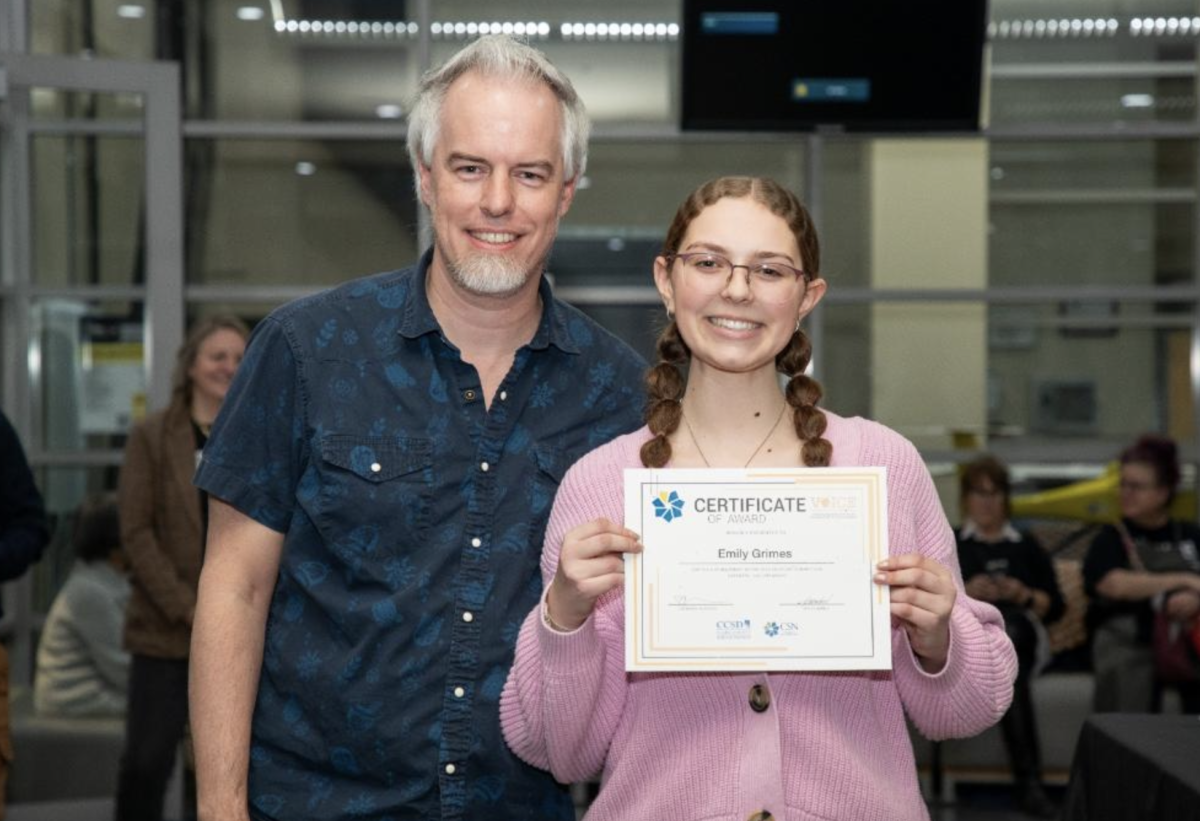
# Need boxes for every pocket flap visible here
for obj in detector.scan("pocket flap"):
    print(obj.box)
[320,435,432,482]
[532,443,567,483]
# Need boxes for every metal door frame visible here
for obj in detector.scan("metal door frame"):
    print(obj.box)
[0,52,182,682]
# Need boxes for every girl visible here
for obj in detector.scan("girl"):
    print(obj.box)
[501,177,1016,821]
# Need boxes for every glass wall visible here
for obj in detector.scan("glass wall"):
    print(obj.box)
[5,0,1200,672]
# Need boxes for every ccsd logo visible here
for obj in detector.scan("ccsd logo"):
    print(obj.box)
[716,618,752,640]
[652,490,685,522]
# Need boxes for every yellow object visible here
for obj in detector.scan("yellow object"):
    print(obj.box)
[1011,462,1197,523]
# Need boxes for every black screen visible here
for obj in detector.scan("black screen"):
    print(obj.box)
[681,1,989,133]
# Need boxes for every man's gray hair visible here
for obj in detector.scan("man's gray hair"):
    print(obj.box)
[407,35,590,185]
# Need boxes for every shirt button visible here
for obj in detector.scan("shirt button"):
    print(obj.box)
[370,462,381,473]
[480,461,490,472]
[470,537,482,548]
[445,763,456,775]
[747,812,773,821]
[499,390,508,401]
[453,686,465,698]
[463,389,477,401]
[462,611,474,623]
[749,684,770,713]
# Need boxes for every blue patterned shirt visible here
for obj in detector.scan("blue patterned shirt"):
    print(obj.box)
[195,251,646,821]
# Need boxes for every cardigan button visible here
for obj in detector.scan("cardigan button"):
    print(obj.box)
[748,683,770,713]
[747,811,774,821]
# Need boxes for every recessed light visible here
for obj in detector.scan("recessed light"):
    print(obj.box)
[1121,94,1155,108]
[237,6,265,21]
[117,4,146,19]
[375,104,404,119]
[295,161,317,176]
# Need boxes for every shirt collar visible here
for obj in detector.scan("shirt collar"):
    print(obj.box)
[399,249,580,355]
[960,519,1022,543]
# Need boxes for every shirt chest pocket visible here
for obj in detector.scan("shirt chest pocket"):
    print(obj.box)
[525,443,568,540]
[312,435,433,563]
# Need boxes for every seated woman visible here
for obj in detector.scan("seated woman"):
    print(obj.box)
[957,455,1065,818]
[34,493,131,718]
[500,176,1017,821]
[1084,434,1200,714]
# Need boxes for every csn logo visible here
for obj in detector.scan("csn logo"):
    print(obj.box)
[764,621,798,638]
[652,490,686,522]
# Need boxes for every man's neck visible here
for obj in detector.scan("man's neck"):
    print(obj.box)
[425,260,545,407]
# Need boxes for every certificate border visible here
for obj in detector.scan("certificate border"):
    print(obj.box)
[626,468,889,671]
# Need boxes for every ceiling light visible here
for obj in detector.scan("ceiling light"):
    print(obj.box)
[237,6,265,21]
[992,16,1119,39]
[1121,94,1155,108]
[375,104,404,119]
[116,4,146,19]
[295,161,317,176]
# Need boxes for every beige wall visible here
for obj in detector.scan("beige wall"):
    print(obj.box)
[868,140,989,452]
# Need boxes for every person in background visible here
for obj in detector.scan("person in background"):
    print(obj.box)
[500,176,1017,821]
[956,455,1065,819]
[189,35,646,821]
[1084,434,1200,714]
[115,315,248,821]
[0,409,50,820]
[35,492,131,718]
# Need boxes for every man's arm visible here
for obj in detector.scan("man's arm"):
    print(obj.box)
[190,497,284,821]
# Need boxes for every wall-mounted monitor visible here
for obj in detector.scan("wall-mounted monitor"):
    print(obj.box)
[681,1,989,133]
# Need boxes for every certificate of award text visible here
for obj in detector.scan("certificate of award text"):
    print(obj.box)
[624,467,891,672]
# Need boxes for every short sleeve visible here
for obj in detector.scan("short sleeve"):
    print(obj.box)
[1082,525,1126,596]
[194,316,306,534]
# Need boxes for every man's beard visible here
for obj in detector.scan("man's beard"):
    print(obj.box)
[443,246,541,298]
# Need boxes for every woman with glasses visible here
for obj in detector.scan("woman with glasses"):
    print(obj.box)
[500,176,1017,821]
[1083,434,1200,713]
[957,455,1064,818]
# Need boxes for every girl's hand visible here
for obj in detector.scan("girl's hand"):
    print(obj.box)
[546,518,641,631]
[876,553,957,673]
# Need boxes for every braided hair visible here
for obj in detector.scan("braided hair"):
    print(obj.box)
[640,176,831,468]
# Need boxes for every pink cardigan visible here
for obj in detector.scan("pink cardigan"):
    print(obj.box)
[500,413,1017,821]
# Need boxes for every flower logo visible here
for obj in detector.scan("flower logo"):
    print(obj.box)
[652,490,685,522]
[764,621,781,637]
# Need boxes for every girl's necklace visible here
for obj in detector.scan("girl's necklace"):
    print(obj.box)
[681,401,788,468]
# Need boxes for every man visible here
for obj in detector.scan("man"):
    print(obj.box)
[0,409,50,819]
[190,35,646,821]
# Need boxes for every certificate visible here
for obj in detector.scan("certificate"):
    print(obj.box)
[624,467,891,672]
